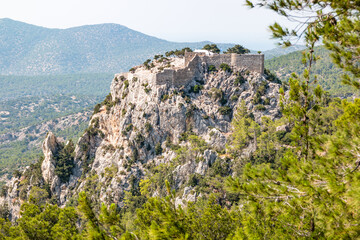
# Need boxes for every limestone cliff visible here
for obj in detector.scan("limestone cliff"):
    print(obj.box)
[0,54,284,219]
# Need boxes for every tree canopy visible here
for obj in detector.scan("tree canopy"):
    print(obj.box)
[202,44,220,54]
[224,44,250,54]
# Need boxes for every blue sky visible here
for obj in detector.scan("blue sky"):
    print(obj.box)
[0,0,294,50]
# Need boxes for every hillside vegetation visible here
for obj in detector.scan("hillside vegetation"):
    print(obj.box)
[0,73,114,176]
[265,46,358,97]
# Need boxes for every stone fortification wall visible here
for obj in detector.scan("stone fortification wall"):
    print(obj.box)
[156,52,264,87]
[231,54,264,74]
[199,54,232,69]
[155,69,174,85]
[184,52,264,74]
[156,55,200,87]
[184,52,199,66]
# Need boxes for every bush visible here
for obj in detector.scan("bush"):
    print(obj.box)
[155,143,162,155]
[188,173,201,187]
[257,81,268,95]
[192,85,201,93]
[208,65,217,73]
[135,133,145,146]
[220,63,232,73]
[264,97,271,105]
[210,158,230,177]
[255,104,266,111]
[124,80,129,89]
[219,106,232,115]
[209,88,223,100]
[93,103,101,115]
[145,122,152,132]
[144,87,151,93]
[234,75,246,86]
[230,95,239,102]
[165,48,193,57]
[264,68,282,84]
[252,92,262,104]
[125,123,133,132]
[143,59,151,69]
[161,94,169,102]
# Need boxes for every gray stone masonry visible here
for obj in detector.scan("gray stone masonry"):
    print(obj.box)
[155,52,264,87]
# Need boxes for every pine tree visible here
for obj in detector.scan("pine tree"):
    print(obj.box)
[226,39,360,238]
[246,0,360,88]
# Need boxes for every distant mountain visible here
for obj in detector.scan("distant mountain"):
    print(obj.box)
[263,45,306,60]
[0,18,240,75]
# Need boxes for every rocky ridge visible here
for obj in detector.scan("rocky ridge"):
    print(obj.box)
[0,55,283,220]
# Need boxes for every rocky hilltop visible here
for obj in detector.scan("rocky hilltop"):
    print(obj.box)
[0,53,283,220]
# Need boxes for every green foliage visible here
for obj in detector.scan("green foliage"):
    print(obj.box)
[136,181,238,240]
[142,83,151,93]
[234,73,246,86]
[189,84,202,94]
[230,95,239,102]
[161,94,169,102]
[155,143,162,155]
[54,140,75,183]
[224,44,250,54]
[165,47,193,57]
[219,63,232,73]
[93,103,101,115]
[123,80,129,89]
[144,122,152,133]
[255,104,266,111]
[208,88,223,101]
[218,106,232,115]
[229,100,260,152]
[207,65,217,73]
[265,46,358,97]
[248,0,360,89]
[202,44,220,54]
[264,68,282,84]
[6,202,81,240]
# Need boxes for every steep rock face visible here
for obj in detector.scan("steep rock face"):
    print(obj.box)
[55,56,282,206]
[1,56,284,216]
[41,132,59,184]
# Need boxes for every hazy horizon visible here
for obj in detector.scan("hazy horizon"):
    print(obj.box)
[0,0,295,51]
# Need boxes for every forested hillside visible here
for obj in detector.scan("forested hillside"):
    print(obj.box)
[265,46,358,97]
[0,19,237,75]
[0,73,113,177]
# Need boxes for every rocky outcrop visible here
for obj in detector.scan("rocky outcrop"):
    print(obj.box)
[1,55,284,215]
[56,55,282,206]
[41,132,59,184]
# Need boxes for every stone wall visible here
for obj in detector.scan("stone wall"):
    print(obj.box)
[231,54,264,74]
[184,52,264,74]
[156,55,200,87]
[155,69,174,85]
[156,52,264,87]
[199,54,232,69]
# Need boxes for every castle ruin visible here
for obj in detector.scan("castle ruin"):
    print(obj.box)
[155,51,264,87]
